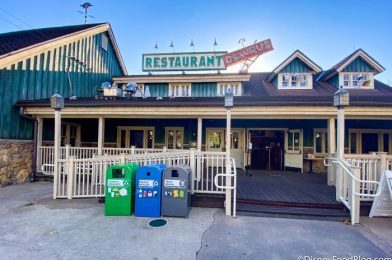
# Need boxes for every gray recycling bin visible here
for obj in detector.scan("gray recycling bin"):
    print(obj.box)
[161,165,191,218]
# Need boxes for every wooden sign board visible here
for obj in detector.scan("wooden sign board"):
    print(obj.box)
[222,39,273,67]
[369,170,392,217]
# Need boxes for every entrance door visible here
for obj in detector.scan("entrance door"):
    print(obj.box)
[284,129,303,172]
[165,127,184,149]
[230,129,245,169]
[129,130,144,148]
[249,130,284,170]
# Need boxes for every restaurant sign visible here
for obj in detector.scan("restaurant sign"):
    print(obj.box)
[142,52,227,72]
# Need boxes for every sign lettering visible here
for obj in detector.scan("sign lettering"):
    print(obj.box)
[142,52,227,71]
[223,39,274,67]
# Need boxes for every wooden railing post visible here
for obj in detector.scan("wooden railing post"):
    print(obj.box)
[163,146,167,153]
[120,154,126,164]
[376,152,387,181]
[350,167,361,225]
[67,156,75,200]
[189,148,196,194]
[335,164,342,201]
[131,146,135,155]
[65,144,70,160]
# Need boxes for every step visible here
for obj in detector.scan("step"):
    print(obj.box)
[237,203,350,221]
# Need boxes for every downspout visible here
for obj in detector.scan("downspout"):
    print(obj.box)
[19,107,38,182]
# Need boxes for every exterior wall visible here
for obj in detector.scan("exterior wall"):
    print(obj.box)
[0,31,123,140]
[327,74,339,87]
[342,57,374,72]
[146,83,168,97]
[191,82,217,97]
[0,140,32,186]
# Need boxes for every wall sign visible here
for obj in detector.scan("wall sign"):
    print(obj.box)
[142,52,227,71]
[223,39,274,67]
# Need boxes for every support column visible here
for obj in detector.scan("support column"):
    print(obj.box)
[336,108,345,200]
[197,117,202,151]
[36,117,43,172]
[98,116,105,155]
[225,109,232,216]
[53,109,61,199]
[327,117,336,186]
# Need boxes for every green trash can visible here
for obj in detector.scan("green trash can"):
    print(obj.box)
[105,163,138,216]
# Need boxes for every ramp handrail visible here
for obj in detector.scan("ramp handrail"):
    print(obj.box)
[324,156,382,224]
[213,158,237,217]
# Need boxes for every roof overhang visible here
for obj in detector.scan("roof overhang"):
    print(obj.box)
[113,73,252,84]
[0,23,127,75]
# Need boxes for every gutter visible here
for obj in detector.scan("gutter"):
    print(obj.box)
[19,107,38,182]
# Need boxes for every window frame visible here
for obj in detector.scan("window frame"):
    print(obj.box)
[278,73,312,89]
[217,82,242,96]
[168,83,192,97]
[116,126,155,148]
[165,127,185,149]
[340,72,374,89]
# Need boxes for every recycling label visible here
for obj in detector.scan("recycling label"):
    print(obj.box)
[164,179,185,188]
[138,179,155,188]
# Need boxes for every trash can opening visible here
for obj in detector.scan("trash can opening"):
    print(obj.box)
[112,168,125,178]
[147,172,151,176]
[148,218,168,229]
[171,170,179,178]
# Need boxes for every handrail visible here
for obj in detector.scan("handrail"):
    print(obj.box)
[213,157,237,217]
[331,158,381,198]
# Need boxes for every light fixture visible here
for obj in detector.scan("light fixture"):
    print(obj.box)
[50,92,64,110]
[333,86,350,108]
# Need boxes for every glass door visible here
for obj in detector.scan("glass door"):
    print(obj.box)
[165,127,184,149]
[129,130,144,148]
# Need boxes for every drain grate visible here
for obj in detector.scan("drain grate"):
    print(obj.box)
[147,218,168,229]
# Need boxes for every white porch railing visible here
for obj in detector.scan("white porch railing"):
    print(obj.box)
[51,148,237,215]
[324,154,385,225]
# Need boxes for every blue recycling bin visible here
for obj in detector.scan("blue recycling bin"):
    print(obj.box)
[135,164,166,217]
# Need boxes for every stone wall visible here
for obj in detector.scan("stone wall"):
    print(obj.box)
[0,140,33,186]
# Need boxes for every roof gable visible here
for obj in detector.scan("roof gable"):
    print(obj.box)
[0,23,127,74]
[321,49,385,81]
[267,50,322,82]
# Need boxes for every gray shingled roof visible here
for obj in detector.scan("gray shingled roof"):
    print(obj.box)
[0,23,105,56]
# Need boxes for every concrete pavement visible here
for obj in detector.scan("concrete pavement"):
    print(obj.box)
[0,182,391,260]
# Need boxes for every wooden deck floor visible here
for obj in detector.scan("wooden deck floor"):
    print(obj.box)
[237,170,339,205]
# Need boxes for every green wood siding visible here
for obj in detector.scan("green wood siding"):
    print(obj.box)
[271,57,313,86]
[328,74,339,87]
[146,83,168,97]
[0,31,124,140]
[342,57,374,72]
[191,82,217,97]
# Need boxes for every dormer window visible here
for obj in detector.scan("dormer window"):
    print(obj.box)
[217,82,242,96]
[278,73,312,89]
[169,83,191,97]
[340,73,373,88]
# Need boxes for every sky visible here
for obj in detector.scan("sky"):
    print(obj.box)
[0,0,391,84]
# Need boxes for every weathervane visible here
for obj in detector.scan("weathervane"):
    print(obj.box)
[190,39,195,52]
[78,2,94,24]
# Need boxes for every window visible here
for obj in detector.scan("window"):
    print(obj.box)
[169,83,191,97]
[313,129,328,154]
[217,82,242,96]
[101,34,108,51]
[278,73,312,89]
[349,129,392,154]
[287,130,301,152]
[340,73,373,88]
